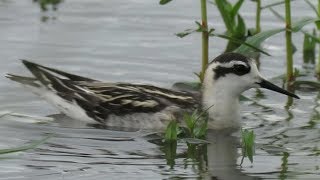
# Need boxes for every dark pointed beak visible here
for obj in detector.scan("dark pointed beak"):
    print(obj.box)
[257,79,300,99]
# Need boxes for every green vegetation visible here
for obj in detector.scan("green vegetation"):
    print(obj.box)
[0,135,50,155]
[164,108,210,142]
[279,152,290,180]
[255,0,262,34]
[304,0,320,77]
[161,0,320,165]
[160,0,268,82]
[28,0,319,167]
[303,29,316,64]
[240,129,255,165]
[164,120,179,142]
[285,0,294,82]
[215,0,247,52]
[200,0,209,82]
[33,0,63,11]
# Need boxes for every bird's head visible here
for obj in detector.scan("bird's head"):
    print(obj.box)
[203,52,299,99]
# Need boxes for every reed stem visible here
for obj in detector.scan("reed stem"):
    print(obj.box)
[285,0,294,82]
[255,0,261,33]
[317,0,320,77]
[200,0,209,83]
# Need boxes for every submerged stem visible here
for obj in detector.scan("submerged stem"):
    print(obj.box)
[285,0,294,82]
[200,0,209,83]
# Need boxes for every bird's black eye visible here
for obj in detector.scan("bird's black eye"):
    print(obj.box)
[233,64,250,75]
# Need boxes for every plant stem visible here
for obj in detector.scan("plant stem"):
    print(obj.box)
[200,0,209,83]
[285,0,294,82]
[317,0,320,77]
[255,0,261,34]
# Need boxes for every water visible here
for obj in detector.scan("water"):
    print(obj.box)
[0,0,319,179]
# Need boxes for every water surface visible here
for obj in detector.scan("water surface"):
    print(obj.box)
[0,0,319,179]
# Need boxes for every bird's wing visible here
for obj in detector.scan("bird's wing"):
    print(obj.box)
[75,82,198,122]
[13,60,198,123]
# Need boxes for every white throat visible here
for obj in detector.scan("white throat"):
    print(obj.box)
[201,63,247,130]
[202,81,241,130]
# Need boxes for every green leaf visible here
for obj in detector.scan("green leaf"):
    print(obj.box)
[302,30,320,43]
[215,0,234,32]
[159,0,173,5]
[231,0,244,20]
[194,120,207,138]
[212,33,271,56]
[235,14,246,37]
[0,135,51,155]
[269,7,285,21]
[234,28,284,55]
[241,129,255,164]
[175,29,196,38]
[261,0,292,10]
[305,0,319,17]
[165,120,178,141]
[183,113,194,131]
[269,7,319,32]
[291,17,319,32]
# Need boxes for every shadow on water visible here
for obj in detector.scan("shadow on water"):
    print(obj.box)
[146,130,260,179]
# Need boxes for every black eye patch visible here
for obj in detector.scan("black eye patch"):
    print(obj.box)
[213,64,251,80]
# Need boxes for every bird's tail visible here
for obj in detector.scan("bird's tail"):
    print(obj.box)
[5,73,40,88]
[6,60,97,87]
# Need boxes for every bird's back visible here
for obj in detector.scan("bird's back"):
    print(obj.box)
[7,60,199,129]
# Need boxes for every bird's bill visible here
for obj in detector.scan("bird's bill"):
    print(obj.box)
[257,79,300,99]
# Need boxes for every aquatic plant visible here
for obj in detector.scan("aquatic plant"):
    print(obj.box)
[279,152,290,180]
[303,29,316,64]
[304,0,320,77]
[164,108,209,142]
[160,0,209,82]
[183,109,208,139]
[240,129,255,165]
[254,0,262,34]
[164,120,179,142]
[160,0,267,82]
[285,0,295,83]
[268,1,320,80]
[33,0,63,11]
[214,0,247,52]
[200,0,209,83]
[0,136,50,155]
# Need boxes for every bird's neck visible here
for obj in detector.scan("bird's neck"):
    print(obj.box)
[202,83,241,130]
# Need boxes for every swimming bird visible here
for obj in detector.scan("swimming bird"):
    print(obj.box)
[6,53,299,130]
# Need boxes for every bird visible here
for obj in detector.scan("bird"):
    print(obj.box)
[6,52,299,130]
